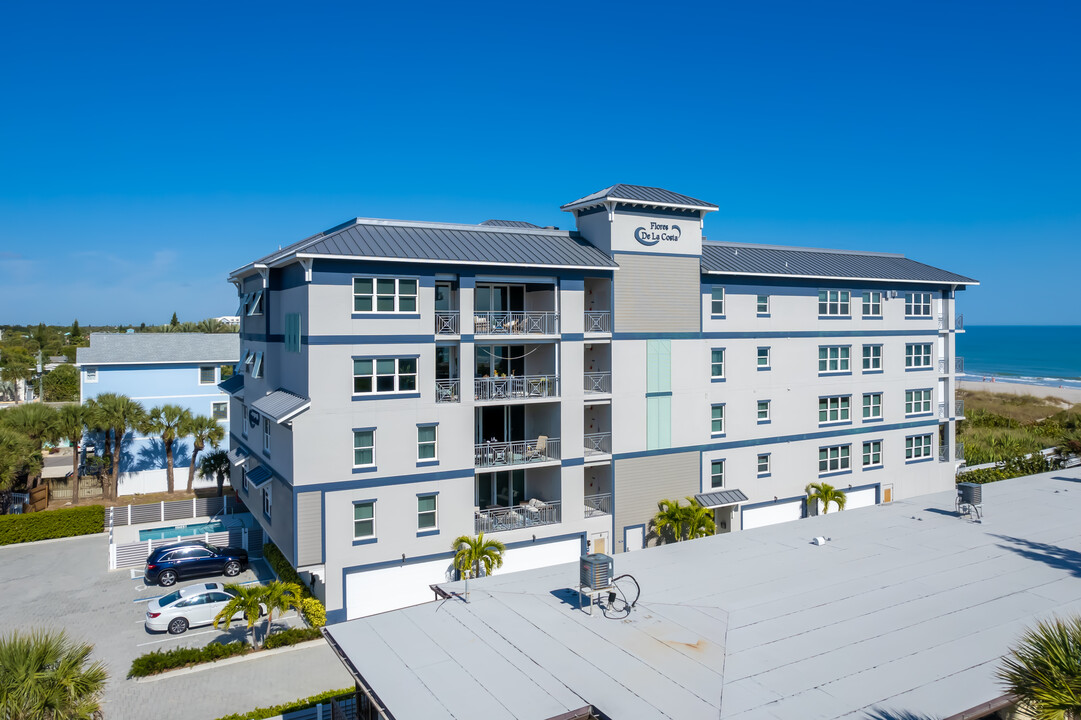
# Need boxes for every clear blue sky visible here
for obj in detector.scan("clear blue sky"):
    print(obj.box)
[1,1,1078,325]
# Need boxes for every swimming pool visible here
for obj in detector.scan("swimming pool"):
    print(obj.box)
[139,520,227,542]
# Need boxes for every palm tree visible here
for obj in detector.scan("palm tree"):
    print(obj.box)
[182,414,225,492]
[54,404,87,504]
[199,449,231,497]
[93,393,147,500]
[213,583,266,647]
[998,615,1081,719]
[0,426,39,492]
[682,497,716,539]
[805,482,847,515]
[651,498,686,544]
[0,403,58,489]
[197,318,226,333]
[141,405,190,494]
[452,533,506,579]
[0,628,108,720]
[260,581,304,639]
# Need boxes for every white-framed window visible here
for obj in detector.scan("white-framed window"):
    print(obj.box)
[240,404,248,439]
[757,347,770,369]
[862,291,882,317]
[711,286,725,315]
[244,350,264,379]
[711,348,725,379]
[247,289,264,316]
[757,400,770,422]
[906,343,932,369]
[284,313,302,353]
[353,357,418,394]
[241,467,248,492]
[85,367,98,383]
[262,483,272,519]
[353,277,418,313]
[906,434,933,460]
[863,441,883,468]
[211,401,228,421]
[905,292,932,317]
[353,501,375,539]
[417,425,437,461]
[199,366,216,384]
[417,494,437,530]
[818,346,850,374]
[262,417,271,453]
[819,444,851,474]
[818,290,850,316]
[819,396,851,424]
[757,454,770,475]
[353,430,375,467]
[711,404,725,435]
[862,344,882,371]
[757,294,770,314]
[862,393,882,420]
[905,389,933,415]
[710,460,724,489]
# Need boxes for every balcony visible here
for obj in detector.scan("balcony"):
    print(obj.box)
[435,379,460,403]
[938,357,966,374]
[435,311,460,335]
[938,402,946,420]
[584,432,611,457]
[956,397,965,418]
[473,311,559,336]
[475,375,559,402]
[584,311,611,334]
[956,443,965,461]
[475,501,561,534]
[584,493,611,518]
[584,372,611,395]
[475,437,561,469]
[957,314,964,331]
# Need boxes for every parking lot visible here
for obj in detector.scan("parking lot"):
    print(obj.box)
[0,533,352,719]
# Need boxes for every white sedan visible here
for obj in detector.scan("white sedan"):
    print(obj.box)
[145,582,263,635]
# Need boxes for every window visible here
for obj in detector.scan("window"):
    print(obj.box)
[711,404,725,435]
[818,346,850,374]
[906,434,933,460]
[757,454,770,475]
[241,467,248,492]
[85,368,98,383]
[353,430,375,466]
[262,483,272,519]
[863,441,882,468]
[710,460,724,489]
[199,366,216,384]
[819,445,851,474]
[262,417,271,453]
[711,286,724,315]
[284,313,302,353]
[417,425,437,461]
[757,400,770,423]
[905,389,933,415]
[353,357,418,394]
[906,343,932,369]
[757,294,770,314]
[353,277,417,313]
[353,502,374,538]
[211,401,228,420]
[240,405,248,439]
[247,290,264,316]
[818,290,850,316]
[862,393,882,420]
[757,347,770,369]
[245,350,264,379]
[819,396,851,424]
[417,494,437,530]
[905,292,932,317]
[862,291,882,317]
[862,345,882,371]
[711,349,725,379]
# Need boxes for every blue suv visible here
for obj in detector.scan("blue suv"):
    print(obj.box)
[144,541,249,587]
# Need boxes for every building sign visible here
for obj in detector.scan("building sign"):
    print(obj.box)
[249,409,261,428]
[634,222,681,247]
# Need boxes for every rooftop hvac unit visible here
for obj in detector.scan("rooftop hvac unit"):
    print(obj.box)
[580,553,614,589]
[957,482,982,506]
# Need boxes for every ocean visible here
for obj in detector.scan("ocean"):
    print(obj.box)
[959,325,1081,389]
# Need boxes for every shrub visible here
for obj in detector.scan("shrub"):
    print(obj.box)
[214,688,354,720]
[128,641,250,678]
[262,541,328,627]
[262,626,322,649]
[301,597,326,628]
[0,504,104,546]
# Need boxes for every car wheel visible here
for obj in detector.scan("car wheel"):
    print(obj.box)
[224,561,241,577]
[159,570,178,587]
[168,617,188,635]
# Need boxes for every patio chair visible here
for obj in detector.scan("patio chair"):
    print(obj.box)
[525,435,548,461]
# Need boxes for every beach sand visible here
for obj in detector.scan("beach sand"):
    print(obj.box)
[958,379,1081,406]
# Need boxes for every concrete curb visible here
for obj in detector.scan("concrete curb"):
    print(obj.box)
[131,638,327,683]
[0,531,108,550]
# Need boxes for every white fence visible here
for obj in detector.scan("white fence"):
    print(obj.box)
[108,496,233,526]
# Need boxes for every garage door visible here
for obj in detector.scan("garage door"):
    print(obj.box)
[345,557,454,620]
[845,486,878,510]
[742,499,804,530]
[499,538,581,576]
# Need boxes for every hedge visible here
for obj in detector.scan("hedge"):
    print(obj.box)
[214,688,353,720]
[0,504,104,546]
[128,641,251,677]
[262,626,322,649]
[263,541,328,628]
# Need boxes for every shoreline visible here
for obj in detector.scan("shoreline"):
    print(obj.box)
[958,376,1081,405]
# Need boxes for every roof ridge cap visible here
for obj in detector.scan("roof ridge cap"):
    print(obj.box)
[704,241,903,259]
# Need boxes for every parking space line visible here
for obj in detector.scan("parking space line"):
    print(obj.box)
[137,629,218,647]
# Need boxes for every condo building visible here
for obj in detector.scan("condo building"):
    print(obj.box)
[223,184,975,623]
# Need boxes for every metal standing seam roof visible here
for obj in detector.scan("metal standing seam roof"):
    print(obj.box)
[218,374,244,395]
[226,446,249,466]
[561,184,718,211]
[244,465,272,488]
[695,489,749,508]
[250,389,310,424]
[701,242,978,284]
[76,333,240,365]
[480,219,543,228]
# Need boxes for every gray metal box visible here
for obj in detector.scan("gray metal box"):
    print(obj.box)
[580,553,613,588]
[957,482,982,505]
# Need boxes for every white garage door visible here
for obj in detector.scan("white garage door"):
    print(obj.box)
[742,499,804,530]
[499,538,581,576]
[345,557,454,620]
[845,486,878,510]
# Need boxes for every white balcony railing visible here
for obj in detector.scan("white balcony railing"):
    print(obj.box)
[584,311,611,333]
[584,372,611,394]
[938,402,946,420]
[474,438,560,468]
[956,357,965,373]
[435,379,460,403]
[475,501,561,534]
[584,493,611,517]
[435,311,459,335]
[956,397,965,418]
[956,314,964,331]
[475,375,559,401]
[473,311,559,335]
[584,432,611,456]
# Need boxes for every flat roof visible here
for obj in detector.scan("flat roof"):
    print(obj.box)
[325,469,1081,719]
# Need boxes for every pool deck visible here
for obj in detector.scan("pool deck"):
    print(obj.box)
[112,512,255,544]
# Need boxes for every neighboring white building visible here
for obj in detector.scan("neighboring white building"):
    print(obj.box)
[224,184,976,623]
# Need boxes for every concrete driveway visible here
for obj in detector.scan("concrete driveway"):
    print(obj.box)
[0,534,351,719]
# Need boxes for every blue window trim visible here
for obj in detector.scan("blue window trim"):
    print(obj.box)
[818,469,853,479]
[905,367,934,372]
[416,529,440,538]
[417,421,439,427]
[862,465,885,472]
[352,393,421,402]
[351,466,378,474]
[862,369,884,375]
[623,524,646,552]
[818,371,852,377]
[905,457,934,465]
[350,313,422,320]
[416,460,439,468]
[351,498,377,544]
[862,417,884,424]
[351,353,422,360]
[417,491,440,497]
[711,403,725,437]
[352,537,378,546]
[817,315,852,320]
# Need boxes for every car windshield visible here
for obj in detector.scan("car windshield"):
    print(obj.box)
[205,544,221,554]
[159,590,183,606]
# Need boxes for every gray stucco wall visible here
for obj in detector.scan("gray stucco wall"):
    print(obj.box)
[296,490,323,566]
[612,253,699,332]
[613,451,698,552]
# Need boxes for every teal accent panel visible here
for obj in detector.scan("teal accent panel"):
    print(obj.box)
[646,339,671,393]
[646,395,672,450]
